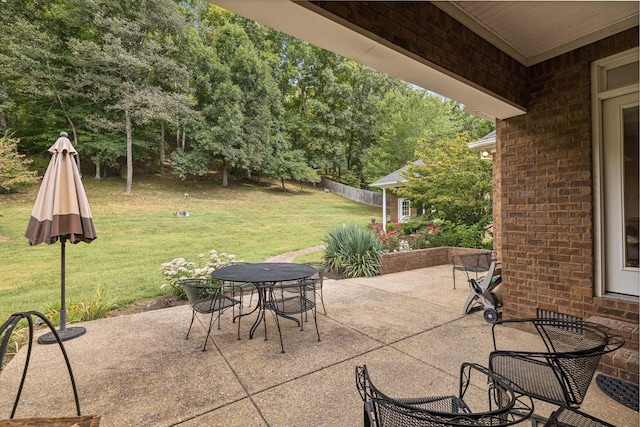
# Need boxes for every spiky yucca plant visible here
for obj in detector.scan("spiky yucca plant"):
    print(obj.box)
[323,224,383,278]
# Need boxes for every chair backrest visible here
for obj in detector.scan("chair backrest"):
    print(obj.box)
[267,279,317,315]
[543,407,616,427]
[490,318,624,408]
[356,363,533,427]
[177,278,235,314]
[304,262,326,284]
[458,252,492,272]
[0,311,86,421]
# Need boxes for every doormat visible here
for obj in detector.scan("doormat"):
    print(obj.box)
[596,374,639,412]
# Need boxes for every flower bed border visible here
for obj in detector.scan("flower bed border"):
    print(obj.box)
[380,247,491,275]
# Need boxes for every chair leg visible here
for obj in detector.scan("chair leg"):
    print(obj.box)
[203,313,217,352]
[319,286,326,315]
[236,297,242,340]
[272,310,286,353]
[312,303,321,343]
[186,310,196,340]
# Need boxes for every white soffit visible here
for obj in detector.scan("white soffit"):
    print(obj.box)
[436,1,639,66]
[210,0,526,120]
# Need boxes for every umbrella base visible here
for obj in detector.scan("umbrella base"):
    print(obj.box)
[38,326,86,344]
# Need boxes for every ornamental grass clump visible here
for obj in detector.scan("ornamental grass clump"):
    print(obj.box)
[159,249,240,299]
[323,224,383,278]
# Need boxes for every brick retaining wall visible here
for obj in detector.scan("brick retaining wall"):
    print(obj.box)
[380,247,491,274]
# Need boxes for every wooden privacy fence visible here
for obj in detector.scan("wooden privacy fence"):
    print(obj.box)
[321,178,384,207]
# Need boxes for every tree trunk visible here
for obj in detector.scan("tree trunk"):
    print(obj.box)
[95,162,101,180]
[222,160,229,187]
[55,91,78,145]
[159,121,165,174]
[181,128,186,152]
[0,110,6,133]
[125,109,133,194]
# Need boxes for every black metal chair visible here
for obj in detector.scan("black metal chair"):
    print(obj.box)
[305,261,327,314]
[263,278,321,353]
[452,252,492,289]
[0,311,100,426]
[489,318,624,424]
[356,363,534,427]
[217,262,257,337]
[543,406,615,427]
[178,278,240,351]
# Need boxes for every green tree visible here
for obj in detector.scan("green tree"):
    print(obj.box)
[401,133,493,226]
[266,149,320,191]
[67,0,193,193]
[175,16,285,186]
[0,134,39,193]
[364,90,465,184]
[0,0,84,149]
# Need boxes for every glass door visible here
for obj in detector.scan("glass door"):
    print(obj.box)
[603,92,639,295]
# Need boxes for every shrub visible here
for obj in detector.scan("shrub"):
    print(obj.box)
[45,287,117,324]
[0,134,39,193]
[324,224,383,278]
[159,249,240,298]
[369,219,492,251]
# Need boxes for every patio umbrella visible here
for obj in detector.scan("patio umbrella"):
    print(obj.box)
[25,132,97,344]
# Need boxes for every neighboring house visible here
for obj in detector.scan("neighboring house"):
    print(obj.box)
[369,159,425,229]
[214,1,639,382]
[370,130,496,230]
[466,130,496,160]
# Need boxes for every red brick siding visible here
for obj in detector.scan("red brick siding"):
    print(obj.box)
[380,247,490,275]
[499,28,639,323]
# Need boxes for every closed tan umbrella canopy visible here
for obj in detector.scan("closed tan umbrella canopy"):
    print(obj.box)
[26,134,97,245]
[25,132,97,343]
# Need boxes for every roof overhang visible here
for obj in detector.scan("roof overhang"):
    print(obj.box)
[369,179,407,190]
[209,1,638,122]
[210,0,526,121]
[467,131,496,154]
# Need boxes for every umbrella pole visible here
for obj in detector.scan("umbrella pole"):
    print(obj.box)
[60,236,67,331]
[38,236,87,344]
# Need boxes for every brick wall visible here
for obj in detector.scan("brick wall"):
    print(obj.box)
[389,192,398,223]
[499,28,639,323]
[380,247,490,274]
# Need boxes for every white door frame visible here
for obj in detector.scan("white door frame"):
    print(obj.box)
[592,47,639,298]
[398,198,410,223]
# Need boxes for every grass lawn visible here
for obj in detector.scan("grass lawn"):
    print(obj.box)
[0,174,378,322]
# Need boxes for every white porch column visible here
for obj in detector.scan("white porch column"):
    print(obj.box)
[382,188,387,232]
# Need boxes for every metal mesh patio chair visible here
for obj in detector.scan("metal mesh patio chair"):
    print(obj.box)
[305,262,327,314]
[263,278,321,353]
[542,407,615,427]
[0,311,100,426]
[452,252,492,289]
[217,262,257,338]
[488,318,624,424]
[355,363,534,427]
[178,278,240,351]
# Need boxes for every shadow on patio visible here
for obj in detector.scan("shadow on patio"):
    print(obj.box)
[0,265,636,426]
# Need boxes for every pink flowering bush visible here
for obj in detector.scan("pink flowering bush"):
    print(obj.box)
[369,220,441,252]
[370,219,492,251]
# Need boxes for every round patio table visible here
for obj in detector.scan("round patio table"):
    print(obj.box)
[211,262,316,339]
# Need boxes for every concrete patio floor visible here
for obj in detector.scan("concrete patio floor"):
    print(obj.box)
[0,265,637,426]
